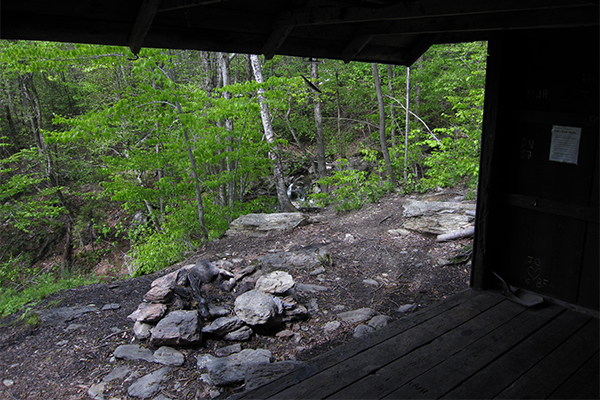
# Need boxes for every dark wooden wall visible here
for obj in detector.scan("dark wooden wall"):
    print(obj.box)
[474,27,599,310]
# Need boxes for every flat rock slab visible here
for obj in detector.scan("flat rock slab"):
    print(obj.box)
[128,303,167,323]
[202,316,245,336]
[127,367,171,398]
[153,346,185,366]
[206,349,272,386]
[150,310,201,346]
[257,247,332,271]
[226,213,310,236]
[36,305,98,325]
[113,344,154,363]
[337,307,376,324]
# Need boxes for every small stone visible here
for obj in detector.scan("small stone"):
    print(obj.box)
[114,344,154,363]
[128,303,167,323]
[223,325,253,341]
[151,270,180,289]
[353,324,375,339]
[255,271,295,294]
[143,286,173,303]
[65,323,84,332]
[56,340,69,346]
[215,343,242,357]
[189,259,220,284]
[397,304,417,313]
[209,389,221,399]
[102,366,131,382]
[102,303,121,311]
[133,321,152,340]
[337,308,375,324]
[87,382,105,400]
[324,321,341,333]
[362,279,379,286]
[368,315,391,329]
[153,346,185,366]
[295,283,328,293]
[310,267,326,276]
[202,316,244,336]
[344,233,356,243]
[388,228,411,237]
[275,329,295,338]
[3,379,15,387]
[197,353,217,369]
[208,304,230,318]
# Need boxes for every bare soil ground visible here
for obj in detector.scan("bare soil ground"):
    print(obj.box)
[0,190,474,399]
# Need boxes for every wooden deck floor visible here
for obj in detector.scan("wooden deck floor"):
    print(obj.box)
[234,289,599,399]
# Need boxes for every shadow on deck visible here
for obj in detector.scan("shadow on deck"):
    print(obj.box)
[232,289,599,399]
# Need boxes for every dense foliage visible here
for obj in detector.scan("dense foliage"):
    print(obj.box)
[0,40,486,314]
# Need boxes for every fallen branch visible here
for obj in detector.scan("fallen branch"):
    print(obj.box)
[436,226,475,242]
[379,214,393,224]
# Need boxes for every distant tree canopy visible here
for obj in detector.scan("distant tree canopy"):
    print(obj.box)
[0,40,486,305]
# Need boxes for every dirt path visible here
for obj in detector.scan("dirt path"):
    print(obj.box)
[0,190,473,399]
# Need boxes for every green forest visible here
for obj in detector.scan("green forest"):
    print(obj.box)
[0,40,487,316]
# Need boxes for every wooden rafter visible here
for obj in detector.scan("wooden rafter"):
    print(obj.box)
[274,0,596,28]
[129,0,162,55]
[262,26,294,60]
[341,35,373,63]
[351,7,599,36]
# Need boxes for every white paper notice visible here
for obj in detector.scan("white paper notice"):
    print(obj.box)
[549,125,581,164]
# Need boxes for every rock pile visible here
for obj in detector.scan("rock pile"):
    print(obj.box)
[128,260,309,346]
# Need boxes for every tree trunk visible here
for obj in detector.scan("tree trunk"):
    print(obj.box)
[311,61,328,193]
[218,52,237,215]
[175,100,209,239]
[372,63,396,187]
[335,68,344,158]
[405,66,411,183]
[250,54,297,213]
[387,65,398,149]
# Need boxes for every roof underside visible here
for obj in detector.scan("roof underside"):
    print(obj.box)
[1,0,599,65]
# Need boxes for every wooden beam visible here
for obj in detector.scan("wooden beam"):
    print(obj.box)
[348,7,599,36]
[129,0,162,55]
[157,0,233,13]
[275,0,596,28]
[341,35,372,63]
[262,26,294,60]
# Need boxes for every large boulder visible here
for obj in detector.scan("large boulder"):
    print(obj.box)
[206,349,272,386]
[226,213,310,236]
[150,310,201,346]
[234,290,278,325]
[402,199,476,235]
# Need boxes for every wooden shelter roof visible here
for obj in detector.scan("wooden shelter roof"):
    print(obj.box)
[2,0,598,65]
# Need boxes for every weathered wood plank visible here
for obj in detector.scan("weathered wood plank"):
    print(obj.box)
[328,299,526,399]
[549,350,599,399]
[441,310,592,399]
[495,319,599,399]
[234,289,486,399]
[268,291,503,399]
[384,302,565,399]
